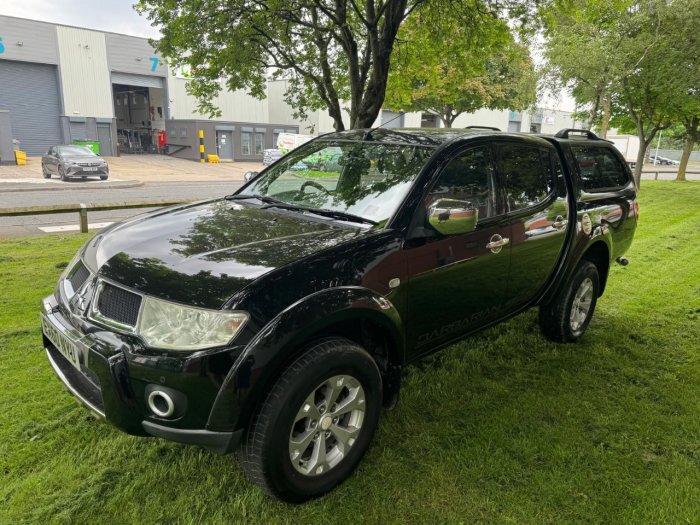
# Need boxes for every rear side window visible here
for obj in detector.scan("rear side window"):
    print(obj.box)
[571,145,630,191]
[498,143,552,211]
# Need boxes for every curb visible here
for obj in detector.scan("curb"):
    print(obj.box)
[0,180,144,193]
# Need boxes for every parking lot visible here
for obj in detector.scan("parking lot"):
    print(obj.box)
[0,154,263,186]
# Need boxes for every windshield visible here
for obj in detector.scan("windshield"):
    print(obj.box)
[57,146,95,156]
[238,140,434,225]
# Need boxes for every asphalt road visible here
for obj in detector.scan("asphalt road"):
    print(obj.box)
[0,181,244,237]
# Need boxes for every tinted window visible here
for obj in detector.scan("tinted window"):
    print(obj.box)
[571,145,630,190]
[499,144,551,210]
[427,146,501,219]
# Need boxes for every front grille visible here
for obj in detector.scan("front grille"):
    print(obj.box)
[69,262,90,292]
[97,283,142,327]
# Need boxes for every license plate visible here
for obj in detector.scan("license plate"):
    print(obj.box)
[42,315,81,370]
[82,167,98,172]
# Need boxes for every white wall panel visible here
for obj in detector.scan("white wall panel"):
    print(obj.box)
[168,76,269,123]
[57,26,113,118]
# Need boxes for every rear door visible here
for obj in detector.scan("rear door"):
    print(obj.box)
[496,141,569,308]
[405,144,512,353]
[568,143,637,257]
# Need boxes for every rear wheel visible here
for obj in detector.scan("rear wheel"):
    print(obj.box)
[539,260,600,342]
[239,338,382,502]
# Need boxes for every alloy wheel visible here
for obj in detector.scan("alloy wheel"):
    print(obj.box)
[288,374,366,476]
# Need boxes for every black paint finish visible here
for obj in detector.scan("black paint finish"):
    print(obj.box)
[41,128,637,450]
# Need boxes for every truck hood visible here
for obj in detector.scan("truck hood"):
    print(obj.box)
[82,199,362,308]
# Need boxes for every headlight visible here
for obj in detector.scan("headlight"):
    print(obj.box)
[136,295,248,351]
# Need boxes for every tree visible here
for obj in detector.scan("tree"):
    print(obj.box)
[384,4,536,128]
[137,0,534,131]
[543,0,683,187]
[658,0,700,181]
[542,0,628,134]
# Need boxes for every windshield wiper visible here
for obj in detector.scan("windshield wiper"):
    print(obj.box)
[225,193,286,206]
[260,202,377,225]
[307,208,378,225]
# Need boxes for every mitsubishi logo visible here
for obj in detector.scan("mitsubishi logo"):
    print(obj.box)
[70,284,91,314]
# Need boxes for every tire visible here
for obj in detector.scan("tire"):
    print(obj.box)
[239,338,382,502]
[59,166,69,182]
[42,164,51,179]
[539,260,600,343]
[100,175,108,181]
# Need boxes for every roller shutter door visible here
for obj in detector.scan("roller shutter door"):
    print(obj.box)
[0,60,62,155]
[111,72,164,89]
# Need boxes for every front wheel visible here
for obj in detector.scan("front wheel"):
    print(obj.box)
[539,260,600,342]
[239,338,382,502]
[59,166,69,182]
[42,164,51,178]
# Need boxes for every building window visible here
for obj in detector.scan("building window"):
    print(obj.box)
[421,113,439,128]
[241,127,252,155]
[180,128,187,138]
[254,129,265,155]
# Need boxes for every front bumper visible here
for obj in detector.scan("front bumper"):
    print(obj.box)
[40,294,242,454]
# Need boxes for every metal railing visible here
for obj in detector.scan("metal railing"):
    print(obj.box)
[0,199,193,233]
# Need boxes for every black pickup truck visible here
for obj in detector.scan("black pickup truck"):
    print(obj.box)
[40,128,637,502]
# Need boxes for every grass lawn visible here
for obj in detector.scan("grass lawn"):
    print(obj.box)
[1,181,699,524]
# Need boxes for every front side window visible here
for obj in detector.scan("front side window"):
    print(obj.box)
[240,141,434,225]
[499,144,551,211]
[571,145,630,191]
[426,146,502,220]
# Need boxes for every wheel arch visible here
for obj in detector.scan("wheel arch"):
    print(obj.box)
[580,240,610,296]
[207,287,405,434]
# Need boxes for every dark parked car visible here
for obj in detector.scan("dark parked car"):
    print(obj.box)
[42,145,109,181]
[40,128,637,502]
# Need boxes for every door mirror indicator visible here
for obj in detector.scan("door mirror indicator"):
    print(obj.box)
[427,199,478,235]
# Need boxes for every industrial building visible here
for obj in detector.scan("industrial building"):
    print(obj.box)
[0,14,573,165]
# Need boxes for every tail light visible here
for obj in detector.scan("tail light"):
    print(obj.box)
[631,199,639,220]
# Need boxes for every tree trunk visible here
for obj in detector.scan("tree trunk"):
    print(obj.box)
[676,136,694,181]
[600,93,611,138]
[441,113,455,128]
[633,140,646,187]
[633,131,656,188]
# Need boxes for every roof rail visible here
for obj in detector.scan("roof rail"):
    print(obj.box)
[465,126,501,131]
[554,128,600,140]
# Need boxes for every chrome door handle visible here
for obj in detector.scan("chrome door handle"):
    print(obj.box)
[486,235,510,253]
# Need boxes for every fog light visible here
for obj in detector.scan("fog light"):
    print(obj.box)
[147,390,175,418]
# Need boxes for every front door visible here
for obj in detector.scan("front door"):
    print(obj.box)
[217,130,234,160]
[405,145,511,355]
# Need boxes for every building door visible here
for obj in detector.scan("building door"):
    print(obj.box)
[0,60,62,155]
[217,130,234,160]
[97,123,114,156]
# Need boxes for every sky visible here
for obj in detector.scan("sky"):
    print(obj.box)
[0,0,160,38]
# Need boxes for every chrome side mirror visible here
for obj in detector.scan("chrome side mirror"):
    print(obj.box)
[427,198,478,235]
[244,171,259,182]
